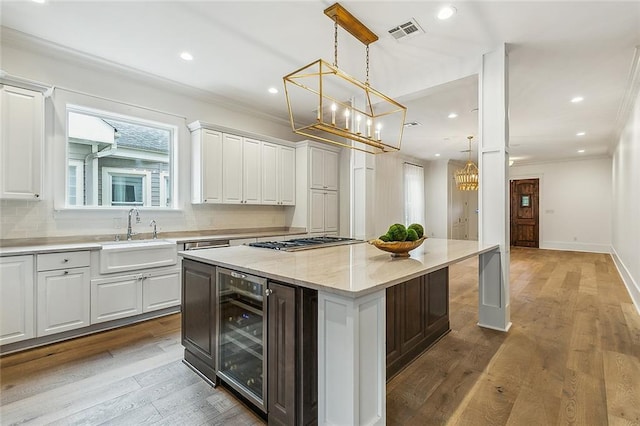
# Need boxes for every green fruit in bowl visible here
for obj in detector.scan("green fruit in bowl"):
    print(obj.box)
[408,223,424,238]
[406,228,419,241]
[387,223,408,241]
[379,234,391,242]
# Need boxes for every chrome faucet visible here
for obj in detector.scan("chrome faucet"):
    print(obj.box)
[150,219,158,239]
[127,208,140,240]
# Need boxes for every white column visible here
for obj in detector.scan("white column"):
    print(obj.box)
[478,44,511,332]
[318,289,386,425]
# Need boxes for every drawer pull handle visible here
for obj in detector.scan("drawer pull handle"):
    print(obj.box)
[230,271,246,279]
[63,259,69,263]
[63,271,69,275]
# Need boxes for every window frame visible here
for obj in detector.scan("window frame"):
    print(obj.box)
[63,103,178,211]
[101,167,152,207]
[403,162,425,227]
[67,159,85,206]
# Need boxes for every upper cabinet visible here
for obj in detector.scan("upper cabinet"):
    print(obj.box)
[191,128,223,203]
[262,142,295,206]
[310,147,338,191]
[189,121,295,206]
[0,85,45,200]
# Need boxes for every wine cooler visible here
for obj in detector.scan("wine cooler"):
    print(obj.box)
[216,267,267,412]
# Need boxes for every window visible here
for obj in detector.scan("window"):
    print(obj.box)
[66,106,176,209]
[404,163,425,226]
[67,160,85,206]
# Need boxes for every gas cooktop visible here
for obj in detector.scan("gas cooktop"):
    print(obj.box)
[247,236,364,252]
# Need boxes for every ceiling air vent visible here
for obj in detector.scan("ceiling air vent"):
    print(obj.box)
[388,19,425,41]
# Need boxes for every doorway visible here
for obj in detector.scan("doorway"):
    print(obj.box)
[510,178,539,247]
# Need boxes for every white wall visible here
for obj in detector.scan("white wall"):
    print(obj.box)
[0,31,298,241]
[424,160,449,238]
[510,157,612,253]
[611,88,640,312]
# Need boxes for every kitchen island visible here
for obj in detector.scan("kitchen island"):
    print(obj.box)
[180,238,501,425]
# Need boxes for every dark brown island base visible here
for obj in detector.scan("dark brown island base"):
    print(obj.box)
[181,258,449,424]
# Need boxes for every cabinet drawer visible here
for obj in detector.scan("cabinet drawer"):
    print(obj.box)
[37,251,90,271]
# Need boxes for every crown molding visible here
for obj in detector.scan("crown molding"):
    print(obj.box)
[0,26,292,128]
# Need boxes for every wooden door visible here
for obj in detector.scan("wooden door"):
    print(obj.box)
[510,179,539,247]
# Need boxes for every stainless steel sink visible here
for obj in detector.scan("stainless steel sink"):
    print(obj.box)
[99,239,177,274]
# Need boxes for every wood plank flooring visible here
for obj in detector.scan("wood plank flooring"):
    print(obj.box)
[1,247,639,425]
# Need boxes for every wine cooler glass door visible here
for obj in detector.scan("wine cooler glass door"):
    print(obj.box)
[217,268,267,412]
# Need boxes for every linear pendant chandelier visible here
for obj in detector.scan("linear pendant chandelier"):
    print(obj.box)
[455,136,479,191]
[283,3,407,154]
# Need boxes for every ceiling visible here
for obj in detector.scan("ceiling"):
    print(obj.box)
[1,1,639,164]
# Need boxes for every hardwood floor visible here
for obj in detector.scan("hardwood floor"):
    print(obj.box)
[1,248,639,425]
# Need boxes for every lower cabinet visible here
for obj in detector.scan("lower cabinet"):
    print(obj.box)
[37,267,90,336]
[182,259,217,384]
[267,282,317,426]
[386,267,450,380]
[0,255,34,345]
[181,260,318,424]
[91,267,180,324]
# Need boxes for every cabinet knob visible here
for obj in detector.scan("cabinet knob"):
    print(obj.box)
[34,194,40,198]
[265,288,273,296]
[63,270,69,275]
[63,258,69,263]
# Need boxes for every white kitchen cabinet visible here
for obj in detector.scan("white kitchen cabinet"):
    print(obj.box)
[262,142,295,206]
[91,273,143,324]
[0,85,44,200]
[142,268,181,313]
[222,134,261,204]
[91,265,180,324]
[242,137,262,204]
[36,267,90,336]
[222,133,243,203]
[191,128,223,203]
[309,189,339,233]
[310,147,338,191]
[0,255,34,345]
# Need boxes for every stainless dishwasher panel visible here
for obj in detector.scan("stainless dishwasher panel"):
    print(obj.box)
[183,240,230,250]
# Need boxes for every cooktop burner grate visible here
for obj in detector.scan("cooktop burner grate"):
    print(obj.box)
[247,236,363,251]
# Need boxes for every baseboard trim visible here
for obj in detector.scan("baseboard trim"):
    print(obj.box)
[540,241,611,254]
[611,247,640,315]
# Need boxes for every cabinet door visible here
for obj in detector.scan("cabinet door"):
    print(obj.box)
[267,282,296,426]
[426,267,449,329]
[0,255,34,345]
[182,259,217,380]
[261,142,278,205]
[279,146,295,206]
[37,267,90,336]
[91,274,143,324]
[142,268,180,312]
[0,86,43,200]
[399,277,425,353]
[222,133,243,204]
[309,147,325,190]
[323,150,339,191]
[309,190,326,233]
[324,191,339,233]
[201,129,223,203]
[243,138,262,204]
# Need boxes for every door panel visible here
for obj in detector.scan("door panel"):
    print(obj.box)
[510,179,540,247]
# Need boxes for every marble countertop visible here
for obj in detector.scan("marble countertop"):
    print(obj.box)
[180,238,499,298]
[0,228,307,256]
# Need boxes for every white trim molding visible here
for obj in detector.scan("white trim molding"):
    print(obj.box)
[611,247,640,314]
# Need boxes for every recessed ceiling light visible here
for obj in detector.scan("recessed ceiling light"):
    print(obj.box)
[268,87,278,94]
[404,121,421,127]
[578,149,585,153]
[571,96,584,103]
[509,160,515,166]
[435,153,441,157]
[180,52,194,61]
[576,131,586,136]
[447,113,458,119]
[437,6,457,20]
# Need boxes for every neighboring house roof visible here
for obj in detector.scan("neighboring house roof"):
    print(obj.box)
[103,118,170,154]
